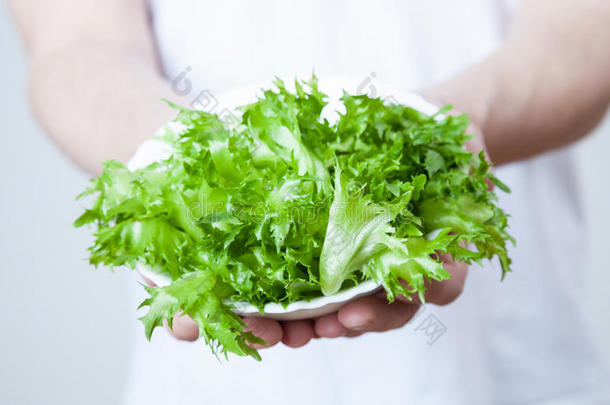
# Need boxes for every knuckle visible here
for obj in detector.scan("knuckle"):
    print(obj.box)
[167,314,199,341]
[244,317,269,336]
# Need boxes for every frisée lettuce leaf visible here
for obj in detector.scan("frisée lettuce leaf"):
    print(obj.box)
[75,77,512,360]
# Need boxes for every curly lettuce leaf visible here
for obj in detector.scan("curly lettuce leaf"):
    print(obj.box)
[139,270,264,360]
[75,76,513,360]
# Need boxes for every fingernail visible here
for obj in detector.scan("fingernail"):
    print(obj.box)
[346,323,370,331]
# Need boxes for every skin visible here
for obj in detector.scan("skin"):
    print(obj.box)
[9,0,610,350]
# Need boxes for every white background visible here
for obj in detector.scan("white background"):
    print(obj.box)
[1,3,609,404]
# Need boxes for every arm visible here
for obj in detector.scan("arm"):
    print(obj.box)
[9,0,292,348]
[313,0,610,342]
[422,0,610,165]
[9,0,179,175]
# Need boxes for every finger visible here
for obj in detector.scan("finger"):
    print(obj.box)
[142,274,200,341]
[314,313,346,338]
[464,124,486,156]
[281,320,316,348]
[337,296,419,332]
[344,330,365,338]
[424,255,468,305]
[166,312,199,342]
[243,317,283,349]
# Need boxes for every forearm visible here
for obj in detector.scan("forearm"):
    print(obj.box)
[423,0,610,165]
[10,0,179,175]
[28,44,177,175]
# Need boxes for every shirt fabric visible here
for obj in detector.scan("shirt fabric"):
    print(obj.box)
[121,1,610,404]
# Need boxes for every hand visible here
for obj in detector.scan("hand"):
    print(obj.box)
[157,255,467,349]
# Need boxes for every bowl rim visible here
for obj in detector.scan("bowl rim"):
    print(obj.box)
[136,263,381,316]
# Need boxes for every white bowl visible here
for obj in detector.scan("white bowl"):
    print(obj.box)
[129,76,439,320]
[136,263,381,320]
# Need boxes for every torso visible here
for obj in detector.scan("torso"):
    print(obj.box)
[121,2,610,404]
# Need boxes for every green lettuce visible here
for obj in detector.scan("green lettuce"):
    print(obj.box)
[75,77,512,359]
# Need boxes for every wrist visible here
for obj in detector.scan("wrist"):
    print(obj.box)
[419,86,490,163]
[419,53,505,164]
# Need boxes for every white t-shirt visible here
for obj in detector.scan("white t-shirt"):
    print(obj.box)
[121,1,610,404]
